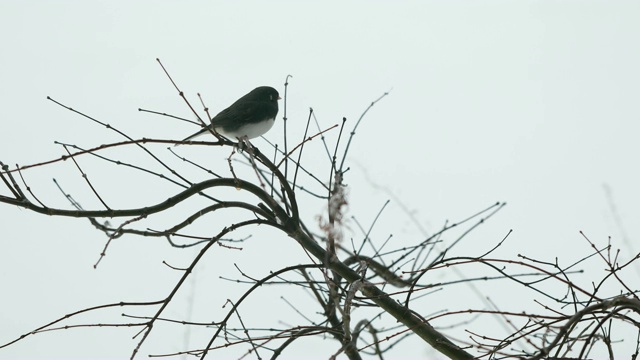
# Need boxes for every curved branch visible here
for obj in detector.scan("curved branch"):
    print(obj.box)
[0,300,164,350]
[286,227,474,360]
[531,296,640,360]
[201,263,324,357]
[103,201,274,238]
[2,178,286,220]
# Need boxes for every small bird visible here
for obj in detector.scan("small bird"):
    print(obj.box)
[181,86,280,143]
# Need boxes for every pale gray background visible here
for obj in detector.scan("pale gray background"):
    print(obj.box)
[1,1,639,359]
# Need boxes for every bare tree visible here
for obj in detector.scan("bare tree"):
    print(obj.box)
[1,66,639,360]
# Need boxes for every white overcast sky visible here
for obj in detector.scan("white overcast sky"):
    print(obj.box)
[1,1,639,359]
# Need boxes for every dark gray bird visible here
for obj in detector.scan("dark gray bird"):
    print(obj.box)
[181,86,280,142]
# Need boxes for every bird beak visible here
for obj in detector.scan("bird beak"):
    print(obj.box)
[278,96,282,100]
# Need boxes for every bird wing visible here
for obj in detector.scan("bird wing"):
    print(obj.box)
[212,99,277,132]
[179,87,278,143]
[178,100,269,142]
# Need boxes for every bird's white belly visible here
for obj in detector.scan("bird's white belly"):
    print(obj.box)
[217,118,275,140]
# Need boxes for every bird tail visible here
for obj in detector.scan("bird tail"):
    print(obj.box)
[175,127,210,146]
